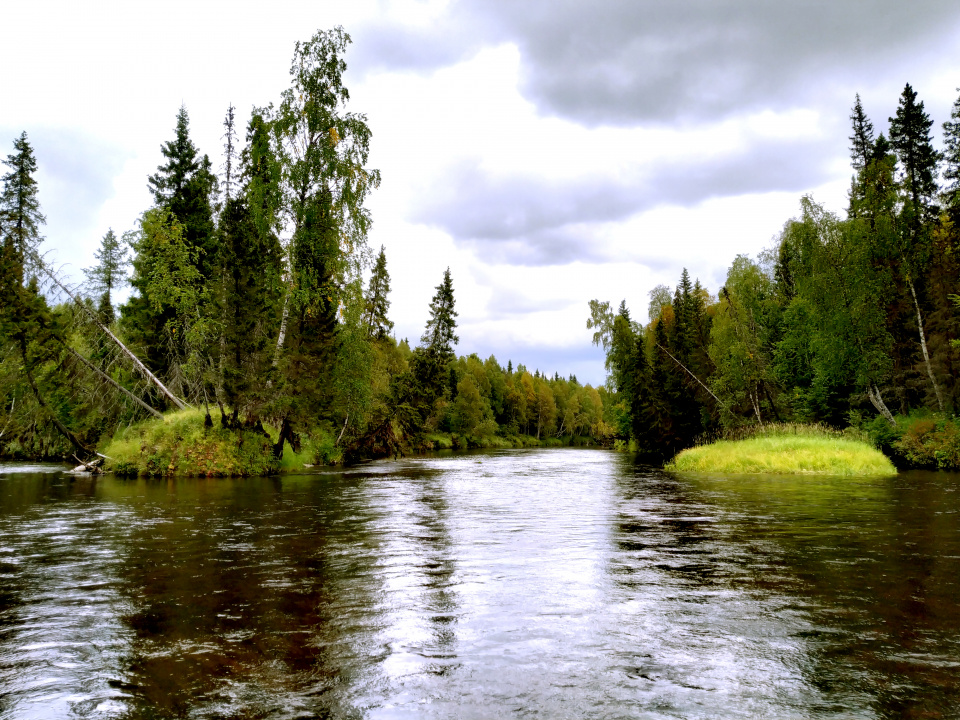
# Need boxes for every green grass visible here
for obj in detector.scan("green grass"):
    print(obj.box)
[667,424,896,476]
[101,408,279,477]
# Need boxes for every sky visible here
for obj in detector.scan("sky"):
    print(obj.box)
[3,0,960,386]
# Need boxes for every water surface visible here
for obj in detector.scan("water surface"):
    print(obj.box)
[0,450,958,718]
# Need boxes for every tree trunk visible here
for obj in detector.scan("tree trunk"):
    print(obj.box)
[63,346,163,419]
[867,383,898,427]
[34,255,188,410]
[906,277,944,411]
[20,343,90,458]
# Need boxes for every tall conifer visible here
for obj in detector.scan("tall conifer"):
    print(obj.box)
[0,132,45,268]
[421,267,458,360]
[364,245,394,339]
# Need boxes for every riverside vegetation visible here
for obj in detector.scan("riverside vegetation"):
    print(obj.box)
[667,424,896,476]
[1,27,959,475]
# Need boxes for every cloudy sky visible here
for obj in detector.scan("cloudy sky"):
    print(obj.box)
[3,0,960,385]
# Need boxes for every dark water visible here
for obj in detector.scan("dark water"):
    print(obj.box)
[0,451,958,719]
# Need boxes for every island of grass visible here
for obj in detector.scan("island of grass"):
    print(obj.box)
[102,409,298,477]
[666,424,896,476]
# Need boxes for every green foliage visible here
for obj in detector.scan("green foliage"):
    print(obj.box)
[104,408,278,477]
[667,425,895,476]
[1,132,45,269]
[421,267,458,360]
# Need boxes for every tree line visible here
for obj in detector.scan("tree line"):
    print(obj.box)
[591,83,960,462]
[0,27,608,464]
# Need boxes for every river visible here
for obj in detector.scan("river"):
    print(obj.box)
[0,449,958,718]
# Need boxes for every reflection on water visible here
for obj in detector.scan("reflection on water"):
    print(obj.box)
[0,454,958,718]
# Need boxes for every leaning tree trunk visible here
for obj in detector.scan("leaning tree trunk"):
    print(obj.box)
[34,254,188,410]
[906,277,944,412]
[867,382,898,427]
[63,346,163,419]
[19,341,90,458]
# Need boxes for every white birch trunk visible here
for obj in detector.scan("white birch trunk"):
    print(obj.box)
[907,278,944,412]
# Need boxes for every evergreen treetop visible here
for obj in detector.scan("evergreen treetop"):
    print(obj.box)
[889,83,940,223]
[364,245,394,339]
[84,228,129,302]
[421,267,458,358]
[148,106,200,207]
[849,94,875,172]
[942,88,960,220]
[1,131,45,263]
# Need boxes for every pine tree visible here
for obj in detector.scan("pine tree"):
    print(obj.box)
[147,106,218,282]
[221,103,238,203]
[942,88,960,225]
[0,132,45,268]
[421,267,458,359]
[83,228,128,323]
[889,83,940,228]
[217,114,283,423]
[889,85,945,410]
[849,94,875,173]
[848,95,876,218]
[364,245,394,339]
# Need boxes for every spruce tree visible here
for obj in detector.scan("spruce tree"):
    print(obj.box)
[889,83,940,227]
[0,132,45,267]
[421,267,458,359]
[942,88,960,225]
[889,85,945,410]
[848,95,876,218]
[83,228,128,323]
[147,106,218,281]
[364,245,394,339]
[849,94,875,173]
[221,103,238,203]
[217,114,283,424]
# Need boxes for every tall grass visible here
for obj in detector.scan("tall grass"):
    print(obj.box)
[668,424,895,476]
[102,408,279,477]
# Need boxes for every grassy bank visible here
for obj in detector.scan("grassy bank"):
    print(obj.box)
[100,409,601,476]
[667,424,896,476]
[102,409,281,477]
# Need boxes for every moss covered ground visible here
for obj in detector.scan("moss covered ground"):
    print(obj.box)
[667,425,896,476]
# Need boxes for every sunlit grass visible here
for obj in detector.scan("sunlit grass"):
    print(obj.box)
[102,408,279,477]
[667,425,896,476]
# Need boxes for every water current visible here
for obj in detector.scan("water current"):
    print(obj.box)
[0,449,958,718]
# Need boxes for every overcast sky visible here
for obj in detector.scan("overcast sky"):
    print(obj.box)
[3,0,960,385]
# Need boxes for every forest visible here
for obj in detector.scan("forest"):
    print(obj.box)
[1,26,959,471]
[591,86,960,468]
[0,28,610,470]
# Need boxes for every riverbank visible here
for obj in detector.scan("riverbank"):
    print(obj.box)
[667,424,896,476]
[100,409,602,476]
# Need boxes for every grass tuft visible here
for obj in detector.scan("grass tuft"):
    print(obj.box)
[667,425,896,476]
[102,408,279,477]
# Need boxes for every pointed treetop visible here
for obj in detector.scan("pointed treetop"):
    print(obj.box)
[1,131,45,262]
[849,93,875,173]
[364,244,394,339]
[148,105,200,207]
[889,83,940,218]
[222,103,238,203]
[421,266,458,358]
[942,87,960,215]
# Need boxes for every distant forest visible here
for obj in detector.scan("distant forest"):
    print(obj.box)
[592,85,960,463]
[1,27,959,466]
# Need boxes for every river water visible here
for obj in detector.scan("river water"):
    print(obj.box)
[0,449,958,719]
